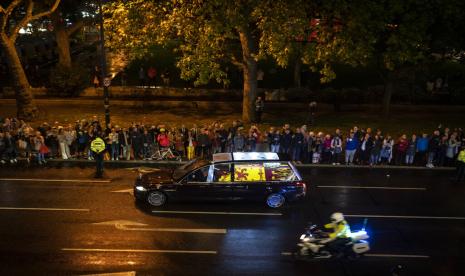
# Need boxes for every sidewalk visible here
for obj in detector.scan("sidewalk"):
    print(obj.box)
[1,98,463,138]
[0,156,455,170]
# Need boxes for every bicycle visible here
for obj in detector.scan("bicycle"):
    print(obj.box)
[150,147,182,161]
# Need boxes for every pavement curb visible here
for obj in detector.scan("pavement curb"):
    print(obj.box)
[295,164,455,170]
[35,159,455,171]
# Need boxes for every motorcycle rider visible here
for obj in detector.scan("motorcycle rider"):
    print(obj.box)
[320,212,352,256]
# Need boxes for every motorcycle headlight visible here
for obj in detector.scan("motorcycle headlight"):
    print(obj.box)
[300,234,306,240]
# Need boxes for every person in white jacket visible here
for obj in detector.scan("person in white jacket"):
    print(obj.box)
[380,136,394,164]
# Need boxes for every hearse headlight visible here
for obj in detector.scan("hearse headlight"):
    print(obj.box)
[135,186,147,192]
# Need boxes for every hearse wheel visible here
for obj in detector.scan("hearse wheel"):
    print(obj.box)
[147,190,167,207]
[266,193,286,208]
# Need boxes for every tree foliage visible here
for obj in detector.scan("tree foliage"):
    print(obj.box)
[104,0,465,119]
[0,0,61,120]
[49,63,89,96]
[0,0,61,43]
[104,0,364,84]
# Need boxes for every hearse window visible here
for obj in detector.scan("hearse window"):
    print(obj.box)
[187,166,212,182]
[213,164,231,182]
[264,162,297,181]
[234,163,265,182]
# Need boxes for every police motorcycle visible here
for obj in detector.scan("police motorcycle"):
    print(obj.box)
[294,218,370,261]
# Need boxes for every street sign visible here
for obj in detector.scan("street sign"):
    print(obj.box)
[103,77,111,87]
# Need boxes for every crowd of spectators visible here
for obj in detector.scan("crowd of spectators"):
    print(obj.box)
[0,116,463,168]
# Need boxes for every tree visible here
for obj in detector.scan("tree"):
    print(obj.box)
[266,0,464,117]
[337,0,463,117]
[50,0,95,69]
[0,0,61,120]
[105,0,462,119]
[104,0,357,122]
[369,0,437,117]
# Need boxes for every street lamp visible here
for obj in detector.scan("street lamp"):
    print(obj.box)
[98,0,110,128]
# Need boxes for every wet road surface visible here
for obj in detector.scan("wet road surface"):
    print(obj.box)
[0,166,463,275]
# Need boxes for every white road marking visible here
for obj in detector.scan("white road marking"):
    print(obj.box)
[152,210,282,216]
[111,188,134,195]
[365,254,430,258]
[62,248,217,254]
[82,272,136,276]
[281,252,429,258]
[0,178,111,183]
[345,214,465,220]
[0,207,89,212]
[117,226,226,234]
[93,220,148,227]
[125,167,161,172]
[317,185,426,191]
[93,220,227,234]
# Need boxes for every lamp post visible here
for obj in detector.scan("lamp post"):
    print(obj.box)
[98,0,110,128]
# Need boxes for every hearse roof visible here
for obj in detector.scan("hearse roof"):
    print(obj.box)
[212,152,280,163]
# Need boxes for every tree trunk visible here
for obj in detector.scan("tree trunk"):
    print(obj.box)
[382,73,394,118]
[51,11,72,68]
[238,29,258,123]
[0,36,38,120]
[293,58,302,88]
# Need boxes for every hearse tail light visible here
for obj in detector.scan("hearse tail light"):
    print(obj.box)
[296,181,307,193]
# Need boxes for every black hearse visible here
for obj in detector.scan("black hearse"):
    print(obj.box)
[134,152,306,208]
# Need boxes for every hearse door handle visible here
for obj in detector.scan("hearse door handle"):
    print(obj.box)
[235,185,248,189]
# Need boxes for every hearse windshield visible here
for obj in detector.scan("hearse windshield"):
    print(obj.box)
[172,159,210,180]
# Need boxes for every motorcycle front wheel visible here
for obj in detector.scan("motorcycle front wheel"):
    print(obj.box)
[345,252,362,261]
[292,250,306,262]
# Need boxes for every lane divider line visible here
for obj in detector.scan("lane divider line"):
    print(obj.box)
[281,252,430,258]
[62,248,217,254]
[115,226,227,234]
[93,220,227,234]
[317,185,426,191]
[152,210,282,216]
[345,214,465,220]
[111,189,133,194]
[0,207,89,212]
[81,272,136,276]
[365,254,430,258]
[0,178,111,183]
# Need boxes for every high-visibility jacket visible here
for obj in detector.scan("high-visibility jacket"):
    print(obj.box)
[324,220,351,239]
[90,137,106,154]
[458,150,465,163]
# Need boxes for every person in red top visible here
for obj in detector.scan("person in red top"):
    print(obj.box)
[157,128,170,148]
[322,134,332,164]
[147,66,157,87]
[395,134,409,165]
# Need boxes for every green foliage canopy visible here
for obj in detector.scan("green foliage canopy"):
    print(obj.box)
[103,0,371,84]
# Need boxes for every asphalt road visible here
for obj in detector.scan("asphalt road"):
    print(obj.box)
[0,166,463,276]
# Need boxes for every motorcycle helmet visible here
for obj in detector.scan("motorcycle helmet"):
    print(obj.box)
[330,212,345,223]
